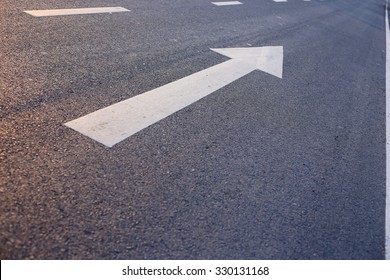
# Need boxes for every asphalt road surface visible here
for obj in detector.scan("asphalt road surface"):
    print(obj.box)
[0,0,387,259]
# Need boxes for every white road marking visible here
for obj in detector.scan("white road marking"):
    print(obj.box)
[24,7,130,17]
[385,0,390,260]
[212,1,243,6]
[65,47,283,147]
[273,0,312,2]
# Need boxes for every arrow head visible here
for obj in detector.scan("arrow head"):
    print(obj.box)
[211,46,283,78]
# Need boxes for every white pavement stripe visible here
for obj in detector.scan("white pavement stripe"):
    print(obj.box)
[385,0,390,260]
[272,0,314,2]
[212,1,243,6]
[272,0,312,2]
[65,47,283,147]
[24,7,130,17]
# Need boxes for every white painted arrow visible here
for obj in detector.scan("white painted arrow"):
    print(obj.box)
[64,46,283,147]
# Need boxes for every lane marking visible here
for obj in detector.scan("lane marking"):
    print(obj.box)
[386,0,390,260]
[272,0,312,2]
[24,7,130,17]
[212,1,243,6]
[65,47,283,147]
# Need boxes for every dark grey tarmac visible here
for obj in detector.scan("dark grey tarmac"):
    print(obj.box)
[0,0,387,259]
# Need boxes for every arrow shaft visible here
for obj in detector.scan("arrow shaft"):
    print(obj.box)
[65,58,256,147]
